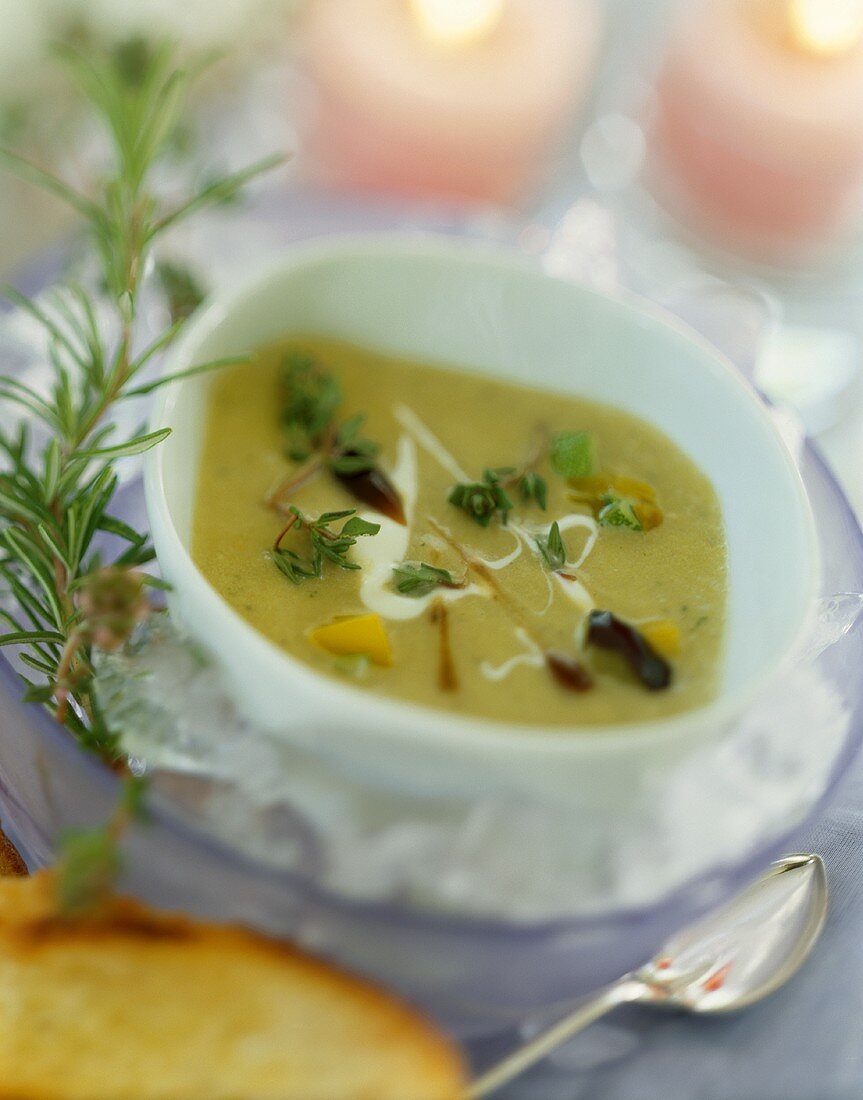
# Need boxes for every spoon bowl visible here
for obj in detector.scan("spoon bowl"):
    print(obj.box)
[471,854,829,1097]
[636,853,828,1014]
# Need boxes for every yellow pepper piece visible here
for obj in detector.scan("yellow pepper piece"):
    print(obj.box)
[308,614,393,667]
[570,471,663,530]
[611,475,656,503]
[640,619,680,658]
[632,500,664,532]
[568,474,613,499]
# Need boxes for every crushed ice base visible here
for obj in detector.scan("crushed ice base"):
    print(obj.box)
[95,598,861,923]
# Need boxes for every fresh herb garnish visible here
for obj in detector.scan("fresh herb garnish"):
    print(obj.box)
[597,494,643,531]
[550,430,597,480]
[536,521,567,572]
[55,772,149,917]
[427,517,593,695]
[519,470,548,510]
[0,41,284,760]
[570,474,663,533]
[393,561,465,598]
[448,468,514,527]
[270,508,380,586]
[154,259,206,325]
[329,413,380,475]
[280,351,343,462]
[0,38,284,902]
[271,355,405,523]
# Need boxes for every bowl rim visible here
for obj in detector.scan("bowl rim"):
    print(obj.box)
[145,231,822,760]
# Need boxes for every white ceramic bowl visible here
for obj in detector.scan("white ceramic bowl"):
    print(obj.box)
[145,235,819,809]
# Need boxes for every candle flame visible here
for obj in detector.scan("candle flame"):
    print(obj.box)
[788,0,863,55]
[409,0,504,48]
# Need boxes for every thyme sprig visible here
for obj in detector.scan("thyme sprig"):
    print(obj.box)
[536,521,567,573]
[448,468,515,528]
[270,508,380,586]
[0,39,285,765]
[269,351,406,523]
[392,561,466,598]
[446,429,550,528]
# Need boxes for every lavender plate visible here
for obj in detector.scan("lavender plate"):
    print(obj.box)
[1,194,861,1035]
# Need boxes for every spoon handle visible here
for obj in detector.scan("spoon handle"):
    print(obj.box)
[468,978,646,1099]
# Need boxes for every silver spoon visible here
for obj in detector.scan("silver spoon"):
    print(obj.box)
[470,853,828,1098]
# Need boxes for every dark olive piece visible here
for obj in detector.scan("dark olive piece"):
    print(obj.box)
[545,650,594,693]
[586,610,672,691]
[334,460,406,526]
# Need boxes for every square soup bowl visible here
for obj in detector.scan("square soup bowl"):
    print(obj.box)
[145,235,819,817]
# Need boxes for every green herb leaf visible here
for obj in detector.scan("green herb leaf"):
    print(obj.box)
[0,38,283,770]
[598,494,643,531]
[328,414,380,476]
[550,430,597,480]
[448,469,514,527]
[55,827,121,918]
[519,471,548,510]
[77,428,172,461]
[280,352,343,461]
[270,508,380,586]
[536,521,567,572]
[393,561,461,597]
[341,516,381,538]
[270,547,320,585]
[154,259,206,324]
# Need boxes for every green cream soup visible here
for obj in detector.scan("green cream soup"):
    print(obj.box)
[192,337,727,727]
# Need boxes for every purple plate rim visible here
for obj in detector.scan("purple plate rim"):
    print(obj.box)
[2,230,862,945]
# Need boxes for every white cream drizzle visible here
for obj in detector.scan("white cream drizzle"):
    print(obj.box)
[480,628,544,681]
[354,403,601,682]
[393,404,470,482]
[352,435,481,620]
[477,529,523,571]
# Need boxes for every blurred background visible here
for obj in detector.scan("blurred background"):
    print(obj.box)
[1,0,861,515]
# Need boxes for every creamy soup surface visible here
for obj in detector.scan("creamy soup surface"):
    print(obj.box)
[192,336,727,727]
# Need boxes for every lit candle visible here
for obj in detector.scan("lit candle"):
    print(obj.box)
[298,0,603,205]
[651,0,863,261]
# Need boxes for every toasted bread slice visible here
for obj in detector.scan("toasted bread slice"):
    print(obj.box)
[0,872,465,1100]
[0,824,26,877]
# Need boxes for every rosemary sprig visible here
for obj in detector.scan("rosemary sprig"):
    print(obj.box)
[0,39,285,763]
[56,772,149,917]
[270,508,380,586]
[154,259,206,325]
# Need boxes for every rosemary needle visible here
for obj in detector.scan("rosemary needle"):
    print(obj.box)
[0,37,285,905]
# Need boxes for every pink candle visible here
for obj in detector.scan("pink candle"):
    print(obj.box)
[298,0,602,206]
[652,0,863,262]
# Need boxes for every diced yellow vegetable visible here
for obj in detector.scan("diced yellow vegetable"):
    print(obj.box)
[568,474,612,499]
[569,471,663,531]
[612,475,656,502]
[308,614,393,667]
[633,500,664,532]
[641,619,680,658]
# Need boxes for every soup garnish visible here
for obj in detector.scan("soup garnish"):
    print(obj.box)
[192,336,727,728]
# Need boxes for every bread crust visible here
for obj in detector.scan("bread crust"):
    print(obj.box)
[0,871,465,1100]
[0,825,26,877]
